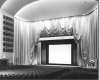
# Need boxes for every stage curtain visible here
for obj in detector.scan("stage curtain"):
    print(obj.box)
[88,8,98,68]
[73,8,98,67]
[14,19,40,65]
[73,16,90,67]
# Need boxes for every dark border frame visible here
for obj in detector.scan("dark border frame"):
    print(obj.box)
[41,39,77,66]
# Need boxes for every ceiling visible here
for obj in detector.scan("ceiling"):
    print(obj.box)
[0,0,98,21]
[1,0,38,16]
[0,0,6,8]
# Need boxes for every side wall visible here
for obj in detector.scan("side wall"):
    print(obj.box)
[0,10,14,64]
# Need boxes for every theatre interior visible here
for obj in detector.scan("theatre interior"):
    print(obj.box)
[0,0,99,79]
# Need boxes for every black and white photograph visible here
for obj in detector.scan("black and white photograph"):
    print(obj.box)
[0,0,99,80]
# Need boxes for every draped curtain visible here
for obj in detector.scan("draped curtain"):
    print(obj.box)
[88,8,99,68]
[14,19,40,65]
[14,7,98,68]
[73,8,98,67]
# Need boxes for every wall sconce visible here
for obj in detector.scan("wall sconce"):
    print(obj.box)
[3,55,6,59]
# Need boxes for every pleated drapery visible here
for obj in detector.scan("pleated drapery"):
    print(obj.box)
[14,20,40,65]
[14,7,98,68]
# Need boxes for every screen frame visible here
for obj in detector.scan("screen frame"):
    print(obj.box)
[46,39,75,65]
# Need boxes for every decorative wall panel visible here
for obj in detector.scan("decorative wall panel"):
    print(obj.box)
[3,15,14,53]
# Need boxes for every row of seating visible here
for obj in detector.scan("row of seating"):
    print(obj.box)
[0,65,66,79]
[0,65,98,79]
